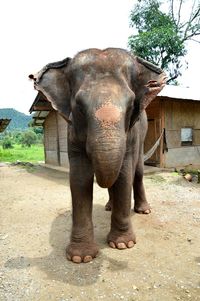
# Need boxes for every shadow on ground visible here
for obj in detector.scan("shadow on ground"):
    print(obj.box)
[20,164,69,186]
[4,204,129,286]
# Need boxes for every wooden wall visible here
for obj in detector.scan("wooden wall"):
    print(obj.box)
[145,98,200,168]
[44,111,59,165]
[57,114,68,167]
[164,100,200,148]
[44,111,68,167]
[163,99,200,167]
[43,99,200,169]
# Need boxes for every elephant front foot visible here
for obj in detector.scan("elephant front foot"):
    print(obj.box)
[134,201,151,214]
[107,229,136,250]
[66,241,99,263]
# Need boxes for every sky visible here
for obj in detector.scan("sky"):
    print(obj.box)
[0,0,199,114]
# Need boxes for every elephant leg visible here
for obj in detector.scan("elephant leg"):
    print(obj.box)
[133,156,151,214]
[105,188,113,211]
[107,156,136,249]
[66,156,98,263]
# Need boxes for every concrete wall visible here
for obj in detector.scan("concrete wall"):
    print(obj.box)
[165,147,200,167]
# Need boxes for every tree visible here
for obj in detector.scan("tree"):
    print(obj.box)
[21,130,37,147]
[32,126,43,135]
[128,0,200,83]
[29,126,44,144]
[13,131,23,144]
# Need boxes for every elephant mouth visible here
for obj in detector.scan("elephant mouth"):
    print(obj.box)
[95,170,119,188]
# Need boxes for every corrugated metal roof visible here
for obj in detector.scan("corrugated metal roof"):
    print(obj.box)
[30,92,52,126]
[32,111,49,126]
[158,85,200,101]
[29,92,52,113]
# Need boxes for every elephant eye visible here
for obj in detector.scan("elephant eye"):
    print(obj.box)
[78,105,85,115]
[76,101,86,116]
[75,92,87,115]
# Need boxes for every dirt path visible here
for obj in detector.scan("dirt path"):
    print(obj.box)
[0,165,200,301]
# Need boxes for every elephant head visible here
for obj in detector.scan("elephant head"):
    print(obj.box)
[29,48,166,187]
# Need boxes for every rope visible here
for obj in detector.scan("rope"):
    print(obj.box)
[144,129,164,162]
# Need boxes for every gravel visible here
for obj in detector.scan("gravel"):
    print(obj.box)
[0,165,200,301]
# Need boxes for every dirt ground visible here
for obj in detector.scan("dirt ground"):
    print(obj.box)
[0,164,200,301]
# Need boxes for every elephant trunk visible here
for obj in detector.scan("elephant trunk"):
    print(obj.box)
[88,133,126,188]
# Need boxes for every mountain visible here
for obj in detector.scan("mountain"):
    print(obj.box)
[0,108,32,131]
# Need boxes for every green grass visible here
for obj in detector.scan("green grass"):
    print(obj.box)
[0,144,44,163]
[146,174,166,183]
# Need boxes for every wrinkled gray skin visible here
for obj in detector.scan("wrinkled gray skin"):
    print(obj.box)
[29,48,166,263]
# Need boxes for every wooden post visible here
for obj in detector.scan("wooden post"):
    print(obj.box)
[160,98,165,168]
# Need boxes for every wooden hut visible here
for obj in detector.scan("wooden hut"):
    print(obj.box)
[30,93,68,167]
[30,86,200,169]
[145,85,200,168]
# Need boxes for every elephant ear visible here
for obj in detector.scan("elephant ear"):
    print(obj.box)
[130,56,167,127]
[29,57,72,123]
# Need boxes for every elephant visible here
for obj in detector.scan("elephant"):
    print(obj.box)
[29,48,166,263]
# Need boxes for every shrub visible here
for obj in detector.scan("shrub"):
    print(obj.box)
[2,137,13,149]
[21,130,37,147]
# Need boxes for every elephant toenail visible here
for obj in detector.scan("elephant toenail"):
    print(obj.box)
[72,256,82,263]
[83,256,93,263]
[117,243,126,249]
[127,241,135,248]
[109,242,116,248]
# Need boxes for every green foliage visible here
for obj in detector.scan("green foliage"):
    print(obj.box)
[128,0,200,83]
[0,129,44,161]
[21,130,38,147]
[0,128,44,147]
[36,133,43,144]
[2,137,13,149]
[27,126,44,143]
[13,131,23,144]
[130,0,171,32]
[28,119,34,128]
[0,144,44,162]
[33,126,43,135]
